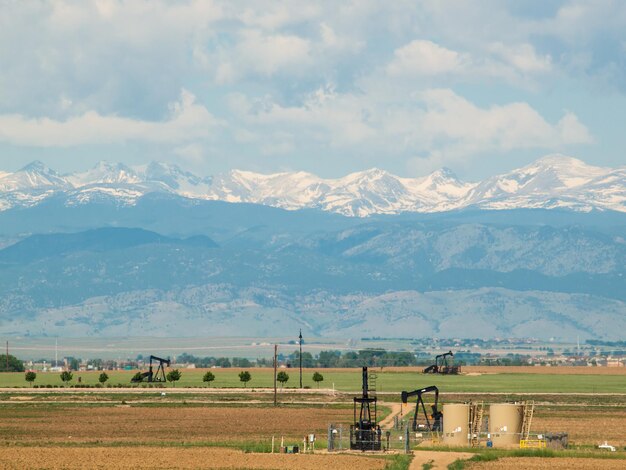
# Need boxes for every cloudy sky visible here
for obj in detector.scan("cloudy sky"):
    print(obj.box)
[1,0,625,179]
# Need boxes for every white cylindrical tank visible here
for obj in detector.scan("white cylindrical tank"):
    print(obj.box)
[489,404,523,447]
[442,404,469,446]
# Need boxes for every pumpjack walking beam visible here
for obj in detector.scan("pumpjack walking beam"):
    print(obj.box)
[401,385,443,432]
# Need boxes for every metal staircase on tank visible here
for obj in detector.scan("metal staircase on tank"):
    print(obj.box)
[521,401,535,440]
[368,370,377,397]
[469,401,484,447]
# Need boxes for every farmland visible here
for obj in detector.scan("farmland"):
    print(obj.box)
[0,366,625,469]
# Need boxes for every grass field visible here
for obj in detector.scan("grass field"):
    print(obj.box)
[2,366,625,393]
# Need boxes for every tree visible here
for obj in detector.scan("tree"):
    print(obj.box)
[312,372,324,388]
[98,372,109,385]
[238,370,251,387]
[166,369,182,387]
[202,371,215,387]
[132,371,144,382]
[0,354,25,372]
[66,356,80,371]
[276,371,289,389]
[60,370,73,386]
[25,371,37,387]
[232,357,252,367]
[215,357,231,368]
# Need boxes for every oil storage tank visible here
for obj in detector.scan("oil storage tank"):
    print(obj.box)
[442,404,469,446]
[489,404,523,447]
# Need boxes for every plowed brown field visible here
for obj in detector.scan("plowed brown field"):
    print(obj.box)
[467,456,625,469]
[533,407,626,447]
[0,447,387,469]
[0,406,352,444]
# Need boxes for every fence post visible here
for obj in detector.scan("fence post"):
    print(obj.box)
[339,425,343,450]
[404,425,410,454]
[327,424,334,451]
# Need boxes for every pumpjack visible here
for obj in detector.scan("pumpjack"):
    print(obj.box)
[350,367,382,451]
[401,385,443,432]
[131,355,170,383]
[423,350,460,374]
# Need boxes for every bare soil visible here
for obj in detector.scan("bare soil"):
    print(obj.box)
[0,447,387,469]
[467,456,626,469]
[0,406,352,444]
[533,407,626,447]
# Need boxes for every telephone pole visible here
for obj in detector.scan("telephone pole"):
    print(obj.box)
[299,329,303,388]
[273,344,278,406]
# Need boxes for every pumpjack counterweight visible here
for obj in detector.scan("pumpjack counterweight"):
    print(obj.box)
[350,367,382,451]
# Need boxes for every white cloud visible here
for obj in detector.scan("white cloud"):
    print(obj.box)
[488,42,552,74]
[557,111,594,145]
[387,40,466,76]
[231,86,592,163]
[385,39,552,86]
[0,90,220,147]
[213,29,312,83]
[0,1,617,175]
[416,89,591,151]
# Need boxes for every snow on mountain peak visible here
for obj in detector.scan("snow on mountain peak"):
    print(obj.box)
[19,160,50,173]
[0,160,68,192]
[515,154,607,189]
[0,155,624,215]
[67,161,140,187]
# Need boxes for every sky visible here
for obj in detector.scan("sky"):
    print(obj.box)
[0,0,625,180]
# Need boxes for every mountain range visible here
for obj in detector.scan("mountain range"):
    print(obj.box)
[1,154,624,216]
[0,154,625,341]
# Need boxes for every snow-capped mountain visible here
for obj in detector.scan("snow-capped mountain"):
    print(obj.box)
[66,161,141,187]
[0,155,624,216]
[0,161,70,192]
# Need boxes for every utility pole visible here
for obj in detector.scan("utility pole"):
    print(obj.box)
[273,344,278,406]
[5,341,8,371]
[299,329,303,388]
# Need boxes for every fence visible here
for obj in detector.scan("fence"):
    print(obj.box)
[327,422,439,453]
[326,420,556,453]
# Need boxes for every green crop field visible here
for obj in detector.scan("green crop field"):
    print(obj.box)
[1,368,625,393]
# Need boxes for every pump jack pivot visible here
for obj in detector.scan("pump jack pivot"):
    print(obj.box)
[401,385,443,432]
[131,355,170,383]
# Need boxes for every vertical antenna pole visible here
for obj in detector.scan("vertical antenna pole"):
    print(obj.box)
[299,329,303,388]
[273,344,278,406]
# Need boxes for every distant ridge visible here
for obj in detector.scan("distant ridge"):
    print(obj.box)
[0,154,624,216]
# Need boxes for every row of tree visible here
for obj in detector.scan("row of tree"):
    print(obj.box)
[166,349,419,370]
[284,349,418,368]
[23,371,111,387]
[22,369,326,388]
